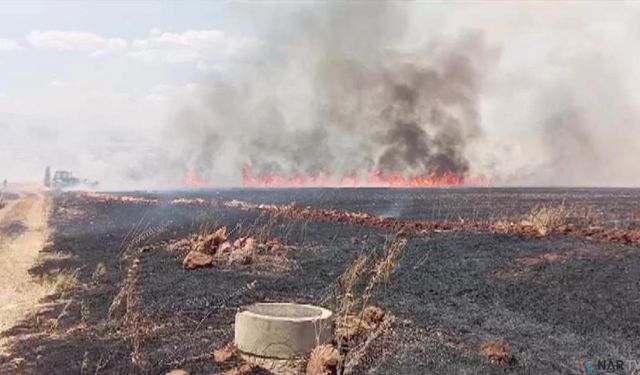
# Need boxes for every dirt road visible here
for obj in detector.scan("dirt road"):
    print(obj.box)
[0,190,49,345]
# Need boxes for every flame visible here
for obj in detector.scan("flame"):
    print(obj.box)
[241,165,487,187]
[181,169,208,188]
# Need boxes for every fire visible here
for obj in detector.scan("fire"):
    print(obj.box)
[241,165,487,187]
[182,169,208,188]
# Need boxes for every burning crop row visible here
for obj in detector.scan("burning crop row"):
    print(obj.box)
[177,168,489,189]
[241,166,488,188]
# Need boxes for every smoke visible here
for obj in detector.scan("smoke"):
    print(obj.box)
[140,2,494,185]
[4,2,640,188]
[146,2,640,187]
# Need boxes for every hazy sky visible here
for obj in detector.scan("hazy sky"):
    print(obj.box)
[2,1,640,188]
[0,1,255,185]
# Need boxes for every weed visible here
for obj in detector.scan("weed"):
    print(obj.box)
[119,218,166,256]
[526,203,569,235]
[369,237,407,288]
[80,300,91,324]
[336,254,369,317]
[326,236,407,374]
[80,351,90,374]
[91,262,107,284]
[572,206,596,227]
[44,269,78,296]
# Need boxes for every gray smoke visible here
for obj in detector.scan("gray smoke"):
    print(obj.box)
[146,2,493,183]
[10,2,636,188]
[114,2,640,186]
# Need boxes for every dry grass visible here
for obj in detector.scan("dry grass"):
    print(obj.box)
[336,253,369,317]
[91,262,106,284]
[80,300,90,324]
[240,210,305,247]
[43,269,78,296]
[525,203,569,236]
[342,314,395,374]
[324,236,407,374]
[571,206,596,227]
[334,237,406,322]
[119,219,166,257]
[369,237,407,288]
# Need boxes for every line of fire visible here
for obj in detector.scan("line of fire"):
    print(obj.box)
[181,167,489,188]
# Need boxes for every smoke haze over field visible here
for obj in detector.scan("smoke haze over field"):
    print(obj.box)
[157,4,492,183]
[2,1,640,188]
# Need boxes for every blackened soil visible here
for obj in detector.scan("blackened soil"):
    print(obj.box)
[141,187,640,227]
[1,189,639,375]
[0,220,28,238]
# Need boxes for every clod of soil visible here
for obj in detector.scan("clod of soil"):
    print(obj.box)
[213,343,238,363]
[168,226,228,255]
[361,305,385,327]
[166,370,188,375]
[262,237,290,256]
[336,305,386,342]
[198,226,228,254]
[228,236,257,265]
[306,344,339,375]
[218,241,234,256]
[170,229,293,270]
[221,363,253,375]
[480,340,515,365]
[182,250,214,269]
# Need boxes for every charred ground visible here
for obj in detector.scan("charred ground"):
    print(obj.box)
[1,188,639,374]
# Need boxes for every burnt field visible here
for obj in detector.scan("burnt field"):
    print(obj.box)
[142,187,640,226]
[2,188,640,374]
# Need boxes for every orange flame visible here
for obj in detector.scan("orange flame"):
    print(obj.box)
[181,169,208,188]
[241,165,487,187]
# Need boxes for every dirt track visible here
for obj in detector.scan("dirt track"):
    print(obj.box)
[0,190,49,347]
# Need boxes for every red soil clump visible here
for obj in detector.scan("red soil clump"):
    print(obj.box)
[80,193,640,246]
[480,340,515,365]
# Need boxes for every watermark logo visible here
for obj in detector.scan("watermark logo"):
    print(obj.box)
[579,358,640,374]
